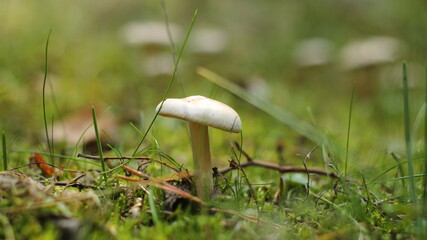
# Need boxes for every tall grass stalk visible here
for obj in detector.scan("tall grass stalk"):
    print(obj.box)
[42,29,53,164]
[2,131,7,170]
[148,186,160,225]
[345,86,355,177]
[131,9,198,157]
[92,106,108,184]
[424,65,427,211]
[197,68,339,155]
[391,152,406,187]
[402,62,416,203]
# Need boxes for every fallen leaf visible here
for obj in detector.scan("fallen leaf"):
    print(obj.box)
[29,154,54,176]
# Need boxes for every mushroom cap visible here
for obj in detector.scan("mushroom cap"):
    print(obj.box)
[156,95,242,133]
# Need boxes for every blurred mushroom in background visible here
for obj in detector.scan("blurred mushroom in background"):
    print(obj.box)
[246,75,271,100]
[291,38,335,84]
[189,28,227,55]
[121,21,183,53]
[142,53,175,77]
[339,36,405,96]
[48,107,118,155]
[189,28,228,66]
[293,38,334,68]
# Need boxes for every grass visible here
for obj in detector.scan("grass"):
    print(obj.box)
[131,9,198,158]
[345,86,355,177]
[0,0,426,239]
[2,131,6,171]
[403,62,417,203]
[197,67,325,146]
[42,29,53,165]
[92,106,108,184]
[425,66,427,205]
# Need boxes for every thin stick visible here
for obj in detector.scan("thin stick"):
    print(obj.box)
[302,144,320,195]
[122,165,150,179]
[77,153,180,173]
[230,142,338,178]
[117,175,204,205]
[77,153,150,160]
[8,162,80,173]
[218,158,338,178]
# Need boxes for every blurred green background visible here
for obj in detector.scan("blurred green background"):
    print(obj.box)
[0,0,426,177]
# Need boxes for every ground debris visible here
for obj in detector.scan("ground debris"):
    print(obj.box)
[0,171,100,213]
[0,171,48,203]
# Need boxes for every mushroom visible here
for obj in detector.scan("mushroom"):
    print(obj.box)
[293,38,334,68]
[339,36,405,96]
[156,95,242,200]
[120,21,183,52]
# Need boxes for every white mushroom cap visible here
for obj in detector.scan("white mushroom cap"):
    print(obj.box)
[156,95,242,133]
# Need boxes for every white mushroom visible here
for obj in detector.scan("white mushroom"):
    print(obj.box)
[156,95,242,200]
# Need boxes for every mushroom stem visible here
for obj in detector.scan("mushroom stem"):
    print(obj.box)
[189,121,213,200]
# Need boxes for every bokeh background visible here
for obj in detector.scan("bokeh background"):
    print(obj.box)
[0,0,426,177]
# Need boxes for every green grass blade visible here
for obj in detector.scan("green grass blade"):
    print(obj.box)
[391,152,406,187]
[71,106,112,158]
[345,86,356,177]
[92,106,108,184]
[402,62,417,203]
[148,186,160,225]
[42,29,53,164]
[424,65,427,211]
[197,67,332,151]
[371,174,426,184]
[131,9,198,157]
[2,131,7,170]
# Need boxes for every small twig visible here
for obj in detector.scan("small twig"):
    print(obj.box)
[116,175,204,205]
[301,144,320,195]
[231,143,259,207]
[41,180,97,189]
[234,142,252,162]
[228,159,259,206]
[8,162,79,173]
[217,160,337,178]
[77,153,180,173]
[77,153,150,161]
[121,165,151,180]
[222,143,338,178]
